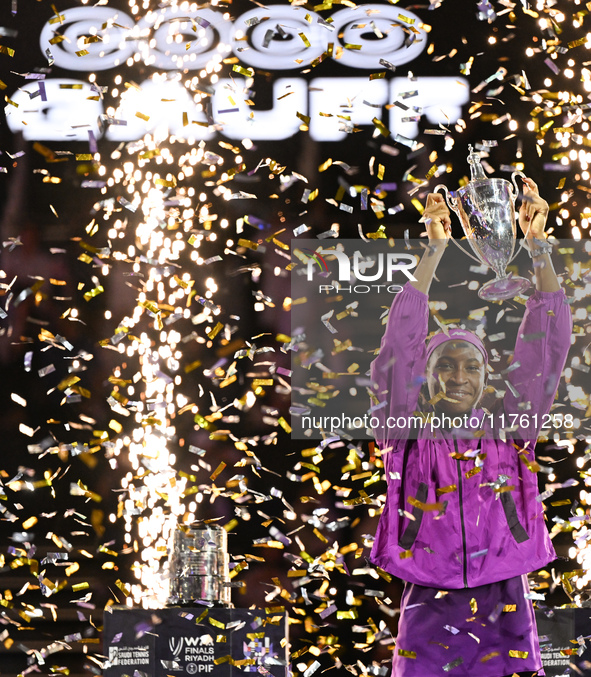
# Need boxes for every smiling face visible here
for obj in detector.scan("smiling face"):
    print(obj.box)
[426,340,487,415]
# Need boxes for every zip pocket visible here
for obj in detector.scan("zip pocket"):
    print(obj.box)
[500,490,530,543]
[398,482,428,550]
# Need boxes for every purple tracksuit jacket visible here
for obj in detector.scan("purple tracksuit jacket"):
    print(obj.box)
[370,283,573,590]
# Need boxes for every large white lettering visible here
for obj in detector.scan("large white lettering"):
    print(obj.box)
[212,78,308,141]
[309,77,389,141]
[39,4,427,72]
[184,637,212,647]
[389,76,469,140]
[6,79,103,141]
[5,76,468,142]
[105,76,210,142]
[39,7,136,71]
[136,7,232,71]
[19,5,473,144]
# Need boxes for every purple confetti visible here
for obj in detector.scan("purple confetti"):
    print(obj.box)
[88,130,98,155]
[544,57,560,74]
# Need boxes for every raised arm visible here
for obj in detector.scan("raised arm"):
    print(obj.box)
[501,289,572,440]
[518,176,561,292]
[411,193,452,295]
[370,193,451,449]
[502,177,572,438]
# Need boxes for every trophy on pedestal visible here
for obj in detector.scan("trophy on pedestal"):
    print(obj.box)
[168,521,232,607]
[434,146,530,301]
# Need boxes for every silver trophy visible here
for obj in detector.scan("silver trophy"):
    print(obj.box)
[434,146,530,301]
[168,521,232,607]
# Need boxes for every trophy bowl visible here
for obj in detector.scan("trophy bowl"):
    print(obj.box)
[168,521,232,607]
[434,147,531,301]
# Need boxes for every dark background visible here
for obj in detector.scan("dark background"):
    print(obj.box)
[0,1,589,675]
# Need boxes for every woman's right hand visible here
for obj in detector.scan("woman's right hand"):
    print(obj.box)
[420,193,452,242]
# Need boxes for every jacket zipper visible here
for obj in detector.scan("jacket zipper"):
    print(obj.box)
[455,439,468,588]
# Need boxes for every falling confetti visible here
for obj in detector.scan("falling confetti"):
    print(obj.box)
[1,1,591,676]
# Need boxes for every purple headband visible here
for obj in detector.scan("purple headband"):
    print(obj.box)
[426,328,488,364]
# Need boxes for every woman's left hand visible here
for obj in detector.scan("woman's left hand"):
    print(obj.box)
[518,176,549,240]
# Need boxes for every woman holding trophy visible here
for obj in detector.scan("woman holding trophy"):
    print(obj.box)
[369,174,572,677]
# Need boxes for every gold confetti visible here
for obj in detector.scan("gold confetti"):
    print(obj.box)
[480,652,500,663]
[83,286,104,301]
[298,32,311,48]
[407,496,445,512]
[57,375,81,391]
[372,117,390,137]
[411,197,425,215]
[232,65,254,77]
[210,462,226,481]
[22,516,38,530]
[237,238,259,250]
[206,322,223,340]
[155,177,177,188]
[278,417,292,433]
[214,656,232,665]
[425,164,438,179]
[436,484,457,495]
[109,419,123,434]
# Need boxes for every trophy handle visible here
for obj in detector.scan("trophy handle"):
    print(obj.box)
[433,183,458,214]
[510,170,526,202]
[432,184,485,266]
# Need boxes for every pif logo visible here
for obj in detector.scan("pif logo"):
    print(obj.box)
[299,247,417,293]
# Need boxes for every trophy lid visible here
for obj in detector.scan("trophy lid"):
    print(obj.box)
[467,145,487,181]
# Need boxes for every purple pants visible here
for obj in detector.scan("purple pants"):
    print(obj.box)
[392,574,544,677]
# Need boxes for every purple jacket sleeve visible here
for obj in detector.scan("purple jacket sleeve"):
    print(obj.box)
[370,283,430,449]
[502,289,572,439]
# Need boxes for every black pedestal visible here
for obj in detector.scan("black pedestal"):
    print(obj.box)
[103,606,289,677]
[536,608,591,676]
